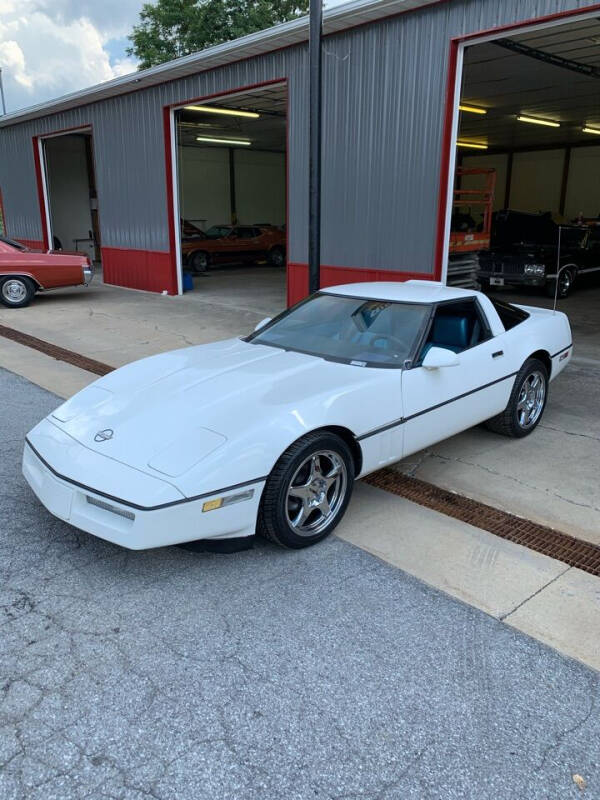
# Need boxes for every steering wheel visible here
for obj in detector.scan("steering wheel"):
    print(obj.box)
[367,333,410,352]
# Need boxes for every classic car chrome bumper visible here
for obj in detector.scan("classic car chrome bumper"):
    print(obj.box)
[83,264,94,285]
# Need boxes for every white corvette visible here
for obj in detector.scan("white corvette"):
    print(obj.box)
[23,281,572,550]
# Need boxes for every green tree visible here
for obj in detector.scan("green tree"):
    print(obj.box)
[127,0,310,69]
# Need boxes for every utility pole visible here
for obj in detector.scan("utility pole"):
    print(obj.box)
[308,0,322,295]
[0,69,6,116]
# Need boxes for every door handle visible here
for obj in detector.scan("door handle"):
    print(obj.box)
[492,350,504,358]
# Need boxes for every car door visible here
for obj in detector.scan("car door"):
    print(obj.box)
[401,299,512,457]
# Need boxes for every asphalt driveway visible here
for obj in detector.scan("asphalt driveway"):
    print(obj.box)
[1,367,599,800]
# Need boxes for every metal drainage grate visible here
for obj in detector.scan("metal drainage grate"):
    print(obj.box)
[364,468,600,578]
[0,324,115,377]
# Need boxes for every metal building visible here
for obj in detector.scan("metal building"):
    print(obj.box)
[0,0,599,305]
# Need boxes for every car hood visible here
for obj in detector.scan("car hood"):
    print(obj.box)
[47,338,386,484]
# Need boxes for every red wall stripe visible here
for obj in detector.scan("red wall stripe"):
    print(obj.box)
[16,239,45,250]
[287,262,436,306]
[31,138,50,251]
[102,247,177,294]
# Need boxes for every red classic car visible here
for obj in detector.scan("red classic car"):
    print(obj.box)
[0,237,93,308]
[181,224,286,272]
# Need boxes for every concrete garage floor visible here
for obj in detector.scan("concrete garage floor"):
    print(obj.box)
[2,369,600,800]
[0,273,598,544]
[393,286,600,545]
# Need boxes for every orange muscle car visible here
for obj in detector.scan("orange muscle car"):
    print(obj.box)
[0,237,93,308]
[181,224,286,272]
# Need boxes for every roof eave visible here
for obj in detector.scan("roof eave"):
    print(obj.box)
[0,0,441,128]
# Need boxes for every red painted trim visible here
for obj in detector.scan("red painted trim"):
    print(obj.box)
[35,123,92,138]
[0,188,6,236]
[287,262,435,305]
[433,38,459,280]
[166,76,287,111]
[162,106,179,293]
[102,246,176,294]
[434,3,600,283]
[453,3,600,44]
[32,138,50,250]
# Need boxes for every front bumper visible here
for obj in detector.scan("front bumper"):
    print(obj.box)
[83,264,94,285]
[478,271,546,288]
[22,439,264,551]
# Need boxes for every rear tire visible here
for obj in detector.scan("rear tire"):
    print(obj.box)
[190,251,209,273]
[0,276,36,308]
[485,357,548,438]
[268,246,285,267]
[545,267,574,299]
[258,431,355,549]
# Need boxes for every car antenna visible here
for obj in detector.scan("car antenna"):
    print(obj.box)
[553,225,565,315]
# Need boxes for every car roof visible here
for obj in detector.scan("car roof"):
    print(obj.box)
[322,280,480,304]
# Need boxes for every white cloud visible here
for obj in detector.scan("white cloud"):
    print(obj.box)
[0,0,141,112]
[0,0,355,113]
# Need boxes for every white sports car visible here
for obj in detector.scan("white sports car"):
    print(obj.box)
[23,281,572,550]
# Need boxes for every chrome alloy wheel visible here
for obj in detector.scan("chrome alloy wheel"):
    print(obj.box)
[1,278,27,304]
[285,451,348,536]
[558,270,572,296]
[517,370,546,429]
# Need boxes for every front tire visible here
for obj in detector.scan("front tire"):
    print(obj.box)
[0,276,36,308]
[258,432,355,549]
[485,358,548,438]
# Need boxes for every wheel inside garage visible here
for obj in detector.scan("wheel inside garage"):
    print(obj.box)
[173,83,287,311]
[445,13,600,363]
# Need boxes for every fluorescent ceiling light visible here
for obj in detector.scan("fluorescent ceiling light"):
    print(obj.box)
[582,126,600,135]
[459,104,487,115]
[456,141,488,150]
[185,105,259,118]
[196,136,252,146]
[517,115,560,128]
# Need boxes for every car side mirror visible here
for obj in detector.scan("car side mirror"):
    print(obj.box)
[422,346,460,369]
[254,317,272,332]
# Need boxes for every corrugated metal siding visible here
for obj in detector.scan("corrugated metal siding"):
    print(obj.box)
[0,0,597,275]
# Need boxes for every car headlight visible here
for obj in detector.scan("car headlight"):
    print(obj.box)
[524,264,545,276]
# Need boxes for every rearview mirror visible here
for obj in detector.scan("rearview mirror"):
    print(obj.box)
[422,346,460,369]
[254,317,272,332]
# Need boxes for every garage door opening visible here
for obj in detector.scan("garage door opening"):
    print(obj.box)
[173,82,287,311]
[445,14,600,302]
[42,132,101,266]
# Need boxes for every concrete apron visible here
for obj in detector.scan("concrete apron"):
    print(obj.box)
[1,277,599,671]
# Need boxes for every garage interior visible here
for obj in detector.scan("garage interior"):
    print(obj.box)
[43,132,101,265]
[450,16,600,303]
[175,84,287,307]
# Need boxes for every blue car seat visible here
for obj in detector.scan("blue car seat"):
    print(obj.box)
[421,315,470,360]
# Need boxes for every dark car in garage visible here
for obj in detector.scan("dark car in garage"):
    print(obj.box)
[478,210,600,298]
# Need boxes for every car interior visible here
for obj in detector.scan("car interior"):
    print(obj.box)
[418,300,490,362]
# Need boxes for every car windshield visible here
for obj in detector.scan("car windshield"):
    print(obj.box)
[205,226,232,238]
[249,293,430,367]
[0,235,27,251]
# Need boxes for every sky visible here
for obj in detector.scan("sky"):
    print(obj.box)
[0,0,349,113]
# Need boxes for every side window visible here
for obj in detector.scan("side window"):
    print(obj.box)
[418,300,490,362]
[588,229,600,252]
[237,227,255,239]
